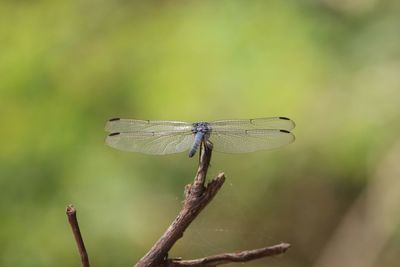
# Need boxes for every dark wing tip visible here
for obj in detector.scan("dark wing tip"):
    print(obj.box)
[280,129,291,133]
[279,116,291,120]
[109,118,120,121]
[108,132,121,136]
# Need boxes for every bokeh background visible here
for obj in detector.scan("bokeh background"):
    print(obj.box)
[1,1,400,266]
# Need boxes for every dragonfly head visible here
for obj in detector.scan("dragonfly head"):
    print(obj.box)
[191,122,210,134]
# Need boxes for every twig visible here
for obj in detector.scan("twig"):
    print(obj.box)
[191,141,213,196]
[167,243,291,267]
[135,142,225,267]
[66,205,90,267]
[65,141,291,267]
[134,142,291,267]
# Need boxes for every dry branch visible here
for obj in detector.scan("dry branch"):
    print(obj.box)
[66,205,90,267]
[167,243,291,267]
[134,143,226,267]
[134,142,290,267]
[66,142,290,267]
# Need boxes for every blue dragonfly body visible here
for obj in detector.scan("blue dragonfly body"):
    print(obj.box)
[105,117,295,157]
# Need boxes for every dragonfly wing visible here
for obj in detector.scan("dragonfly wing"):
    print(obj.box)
[209,129,295,153]
[209,117,295,131]
[105,118,192,133]
[106,131,194,155]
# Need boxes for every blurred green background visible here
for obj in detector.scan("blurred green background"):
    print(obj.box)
[1,1,400,266]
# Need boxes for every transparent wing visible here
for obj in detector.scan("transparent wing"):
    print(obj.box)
[208,129,295,153]
[106,131,194,155]
[105,118,192,133]
[209,117,295,131]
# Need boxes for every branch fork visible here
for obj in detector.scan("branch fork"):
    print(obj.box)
[66,142,290,267]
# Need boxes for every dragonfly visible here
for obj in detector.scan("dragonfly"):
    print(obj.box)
[105,117,295,157]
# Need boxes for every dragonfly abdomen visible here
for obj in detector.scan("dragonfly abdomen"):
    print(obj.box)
[189,132,205,157]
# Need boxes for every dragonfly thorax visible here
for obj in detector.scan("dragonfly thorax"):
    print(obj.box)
[191,122,211,134]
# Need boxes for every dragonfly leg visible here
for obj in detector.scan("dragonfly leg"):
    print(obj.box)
[198,142,203,162]
[205,140,213,152]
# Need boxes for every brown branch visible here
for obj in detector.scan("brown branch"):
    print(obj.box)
[65,141,291,267]
[135,142,225,267]
[134,142,291,267]
[66,205,90,267]
[167,243,291,267]
[190,141,213,196]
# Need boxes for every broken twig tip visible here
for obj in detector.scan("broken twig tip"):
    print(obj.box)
[66,204,76,215]
[280,242,291,252]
